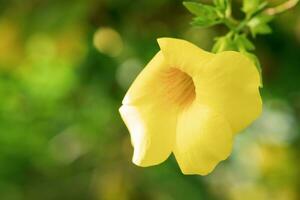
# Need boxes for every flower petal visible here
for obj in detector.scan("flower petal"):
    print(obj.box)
[174,103,233,175]
[122,51,168,105]
[195,51,262,133]
[120,52,177,167]
[157,38,214,76]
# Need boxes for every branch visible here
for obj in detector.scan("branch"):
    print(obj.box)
[265,0,299,15]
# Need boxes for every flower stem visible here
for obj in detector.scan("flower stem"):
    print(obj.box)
[265,0,299,15]
[222,0,298,35]
[222,17,238,30]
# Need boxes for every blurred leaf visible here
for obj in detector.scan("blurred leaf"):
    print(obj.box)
[213,0,227,10]
[234,34,255,51]
[212,35,236,53]
[256,1,269,14]
[242,0,261,15]
[212,36,226,53]
[191,16,220,27]
[214,0,232,18]
[183,2,217,17]
[248,14,273,37]
[251,23,272,36]
[243,0,268,17]
[183,2,220,27]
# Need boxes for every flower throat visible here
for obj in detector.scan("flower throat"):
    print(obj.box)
[162,67,196,109]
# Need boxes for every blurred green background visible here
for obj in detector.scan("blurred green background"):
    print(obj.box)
[0,0,299,199]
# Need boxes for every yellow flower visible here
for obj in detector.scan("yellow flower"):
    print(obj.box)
[119,38,262,175]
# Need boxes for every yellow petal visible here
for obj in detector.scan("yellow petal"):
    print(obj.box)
[174,103,233,175]
[119,105,176,166]
[123,51,166,105]
[120,52,177,167]
[157,38,214,76]
[195,51,262,133]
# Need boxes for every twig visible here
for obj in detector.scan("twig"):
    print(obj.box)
[265,0,299,15]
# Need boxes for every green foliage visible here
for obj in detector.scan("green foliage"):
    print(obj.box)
[213,0,231,16]
[247,14,273,37]
[183,0,280,86]
[212,34,234,52]
[213,33,255,52]
[183,2,220,27]
[242,0,261,15]
[213,0,228,10]
[242,0,269,17]
[234,34,255,51]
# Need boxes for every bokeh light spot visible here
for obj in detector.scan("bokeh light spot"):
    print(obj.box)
[116,58,142,89]
[93,27,123,57]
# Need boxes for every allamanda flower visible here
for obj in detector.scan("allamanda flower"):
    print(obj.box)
[119,38,262,175]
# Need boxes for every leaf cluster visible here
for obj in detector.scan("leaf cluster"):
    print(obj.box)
[183,0,275,86]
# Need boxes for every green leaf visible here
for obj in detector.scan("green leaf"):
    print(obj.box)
[257,13,274,23]
[213,0,227,10]
[183,2,218,18]
[183,2,221,28]
[213,0,231,17]
[248,14,273,37]
[242,0,261,15]
[212,37,226,53]
[234,34,255,51]
[241,51,263,87]
[212,35,236,53]
[191,16,220,28]
[251,24,272,37]
[256,1,269,14]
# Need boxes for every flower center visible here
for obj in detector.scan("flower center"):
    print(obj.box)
[162,67,196,109]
